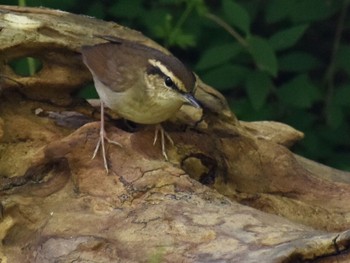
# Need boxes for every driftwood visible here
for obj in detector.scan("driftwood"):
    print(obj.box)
[1,5,350,263]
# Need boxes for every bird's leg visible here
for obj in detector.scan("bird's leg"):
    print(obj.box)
[153,124,174,160]
[92,101,122,173]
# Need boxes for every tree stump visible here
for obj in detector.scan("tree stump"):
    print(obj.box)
[1,5,350,262]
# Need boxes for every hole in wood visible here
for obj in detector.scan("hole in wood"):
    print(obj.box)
[8,57,42,77]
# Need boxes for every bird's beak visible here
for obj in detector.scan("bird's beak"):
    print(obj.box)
[183,93,201,108]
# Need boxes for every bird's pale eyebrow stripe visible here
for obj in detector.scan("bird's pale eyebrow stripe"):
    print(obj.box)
[148,59,186,92]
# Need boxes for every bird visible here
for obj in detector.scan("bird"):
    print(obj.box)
[81,35,200,173]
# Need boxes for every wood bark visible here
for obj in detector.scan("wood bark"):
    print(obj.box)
[1,5,350,263]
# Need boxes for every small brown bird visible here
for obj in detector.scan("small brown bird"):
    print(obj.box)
[81,35,200,172]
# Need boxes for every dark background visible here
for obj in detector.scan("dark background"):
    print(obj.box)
[4,0,350,171]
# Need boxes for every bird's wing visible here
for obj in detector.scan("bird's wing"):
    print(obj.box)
[81,43,140,92]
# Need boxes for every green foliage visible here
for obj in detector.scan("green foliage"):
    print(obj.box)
[195,43,242,70]
[246,72,273,110]
[265,0,295,24]
[247,36,278,76]
[278,52,322,72]
[14,0,350,170]
[222,0,250,35]
[9,57,42,77]
[269,25,309,51]
[277,75,321,109]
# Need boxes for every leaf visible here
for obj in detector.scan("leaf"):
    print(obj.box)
[326,103,344,129]
[168,31,196,48]
[301,131,330,158]
[152,13,174,40]
[109,0,143,19]
[265,0,296,24]
[40,0,76,10]
[141,9,169,37]
[334,84,350,106]
[269,24,309,51]
[277,74,321,108]
[201,64,250,90]
[245,72,273,110]
[195,43,242,70]
[289,0,339,23]
[283,109,316,131]
[222,0,251,34]
[336,45,350,76]
[325,124,350,145]
[77,84,99,99]
[279,51,322,72]
[193,0,209,16]
[85,2,105,19]
[230,98,277,121]
[329,153,350,171]
[247,36,278,77]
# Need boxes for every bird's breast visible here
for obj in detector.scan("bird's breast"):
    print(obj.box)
[93,77,183,124]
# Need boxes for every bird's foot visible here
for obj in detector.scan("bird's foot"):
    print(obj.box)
[153,124,174,160]
[92,124,122,174]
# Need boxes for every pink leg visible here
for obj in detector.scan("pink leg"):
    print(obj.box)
[92,101,122,173]
[153,124,174,160]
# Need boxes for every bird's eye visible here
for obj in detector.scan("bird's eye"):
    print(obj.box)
[164,77,174,88]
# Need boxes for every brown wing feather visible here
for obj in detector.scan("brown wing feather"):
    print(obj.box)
[81,43,140,92]
[82,38,195,94]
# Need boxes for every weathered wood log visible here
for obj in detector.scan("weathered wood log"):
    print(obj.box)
[1,5,350,262]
